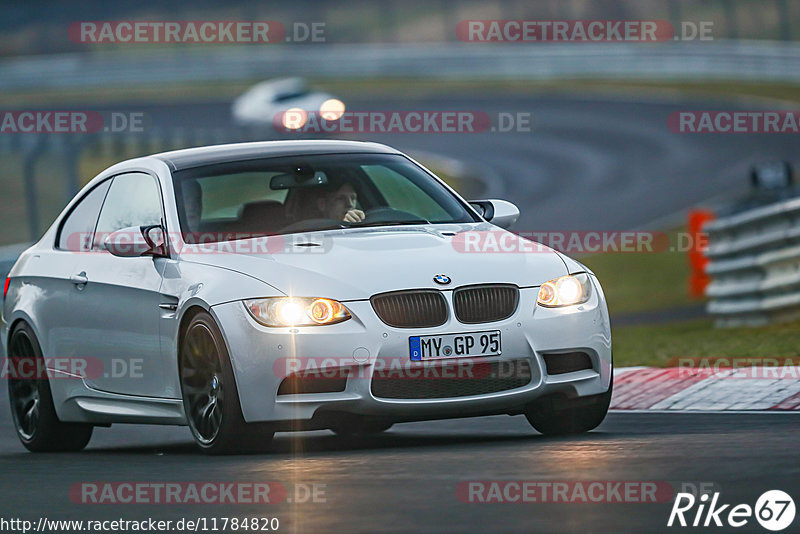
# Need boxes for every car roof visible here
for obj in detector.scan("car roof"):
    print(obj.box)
[151,140,401,171]
[252,77,306,92]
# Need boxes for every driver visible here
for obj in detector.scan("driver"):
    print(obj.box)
[287,180,365,224]
[318,182,365,223]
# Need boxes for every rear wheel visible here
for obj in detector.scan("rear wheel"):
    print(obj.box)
[179,311,273,454]
[525,377,613,436]
[7,322,93,452]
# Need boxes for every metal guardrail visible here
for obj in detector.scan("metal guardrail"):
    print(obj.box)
[3,41,800,91]
[0,124,306,240]
[704,197,800,326]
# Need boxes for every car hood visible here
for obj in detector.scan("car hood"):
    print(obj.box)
[180,223,568,301]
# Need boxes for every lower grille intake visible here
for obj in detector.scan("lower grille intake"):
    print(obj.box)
[542,352,593,375]
[371,359,532,399]
[277,370,348,395]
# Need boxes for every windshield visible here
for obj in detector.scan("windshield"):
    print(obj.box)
[172,153,479,242]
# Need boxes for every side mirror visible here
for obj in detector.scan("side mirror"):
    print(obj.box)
[469,199,520,229]
[104,225,167,258]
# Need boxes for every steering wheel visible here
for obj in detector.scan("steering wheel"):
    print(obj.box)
[279,218,344,234]
[362,207,429,224]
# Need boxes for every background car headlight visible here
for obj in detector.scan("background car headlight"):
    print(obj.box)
[536,273,592,307]
[244,297,351,327]
[319,98,346,121]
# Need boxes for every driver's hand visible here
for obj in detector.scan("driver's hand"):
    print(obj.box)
[343,209,365,223]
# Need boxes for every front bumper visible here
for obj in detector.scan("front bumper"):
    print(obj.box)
[211,277,612,424]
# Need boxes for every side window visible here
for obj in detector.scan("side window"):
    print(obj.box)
[93,173,163,250]
[57,180,111,251]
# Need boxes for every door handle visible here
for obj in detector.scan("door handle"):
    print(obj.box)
[70,272,88,287]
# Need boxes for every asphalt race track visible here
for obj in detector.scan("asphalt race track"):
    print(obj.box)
[0,392,798,533]
[2,92,799,532]
[77,91,800,230]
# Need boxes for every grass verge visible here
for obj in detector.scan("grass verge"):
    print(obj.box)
[581,230,800,368]
[3,78,800,107]
[610,319,800,368]
[580,235,693,317]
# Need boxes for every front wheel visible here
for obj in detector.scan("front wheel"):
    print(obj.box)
[525,377,613,436]
[7,322,93,452]
[179,311,273,454]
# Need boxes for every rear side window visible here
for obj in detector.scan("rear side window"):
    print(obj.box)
[57,180,111,251]
[193,172,288,220]
[93,173,163,249]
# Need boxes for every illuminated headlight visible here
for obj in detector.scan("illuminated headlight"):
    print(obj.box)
[319,98,345,121]
[281,107,308,130]
[244,297,351,327]
[536,273,592,308]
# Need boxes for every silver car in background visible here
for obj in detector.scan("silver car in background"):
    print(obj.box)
[2,140,612,454]
[232,77,343,128]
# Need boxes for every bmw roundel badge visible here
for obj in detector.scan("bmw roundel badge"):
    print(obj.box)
[433,274,451,285]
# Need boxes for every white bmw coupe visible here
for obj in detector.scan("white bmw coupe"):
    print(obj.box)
[2,140,612,454]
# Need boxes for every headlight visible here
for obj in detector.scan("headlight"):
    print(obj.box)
[536,273,592,308]
[244,297,351,327]
[319,98,346,121]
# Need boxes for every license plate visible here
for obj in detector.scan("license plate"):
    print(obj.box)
[409,331,501,361]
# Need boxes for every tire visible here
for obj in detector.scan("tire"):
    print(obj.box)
[525,376,613,436]
[179,311,273,454]
[331,416,393,436]
[7,322,93,452]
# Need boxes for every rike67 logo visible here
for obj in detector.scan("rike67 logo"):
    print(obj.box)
[668,490,795,531]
